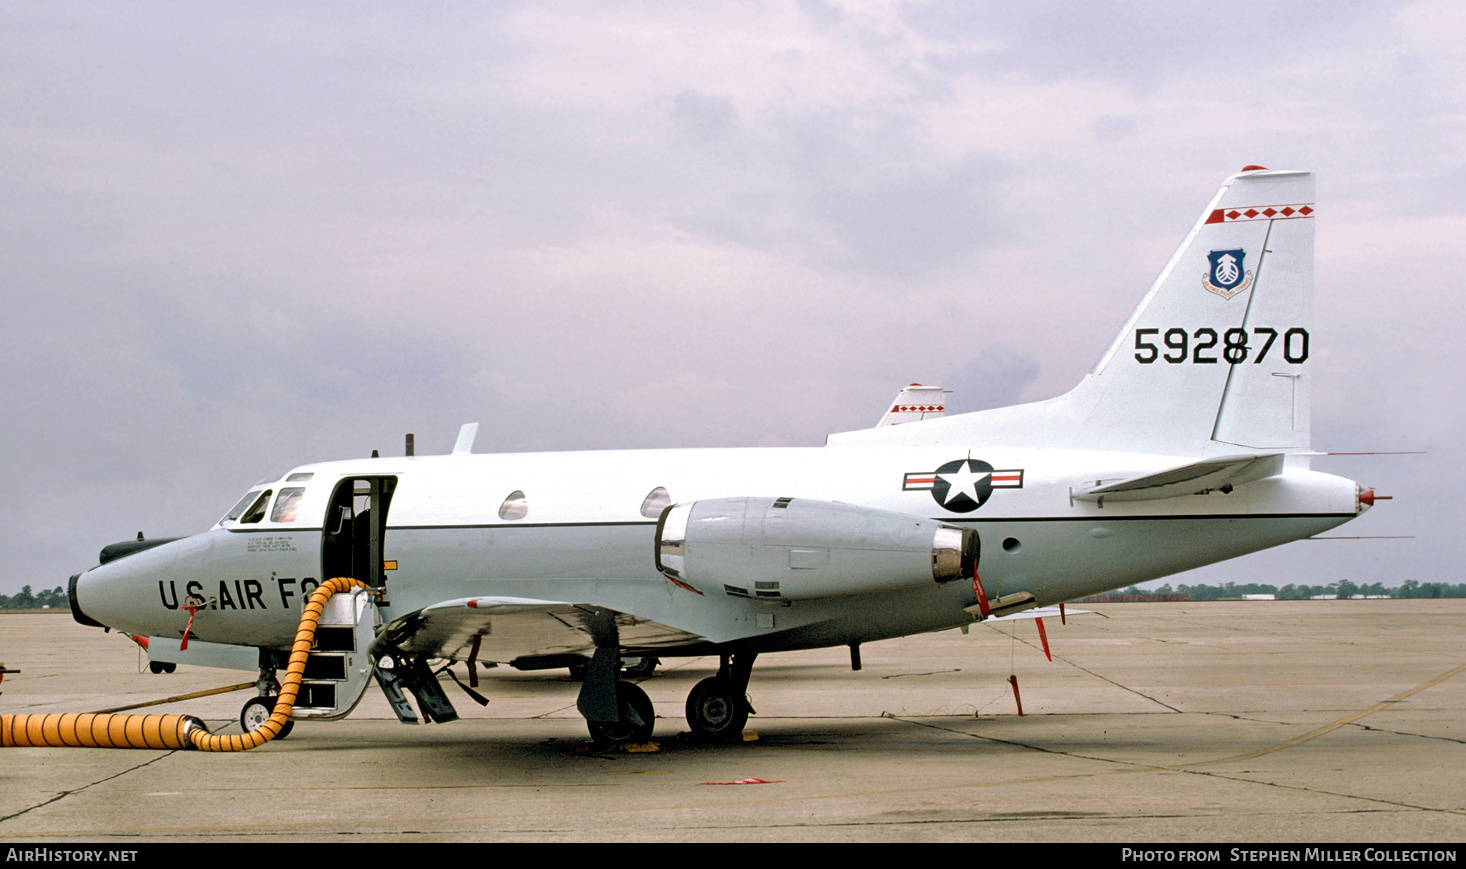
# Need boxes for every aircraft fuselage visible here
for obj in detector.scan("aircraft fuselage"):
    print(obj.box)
[74,443,1363,659]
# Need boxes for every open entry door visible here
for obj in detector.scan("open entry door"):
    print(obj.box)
[321,477,397,591]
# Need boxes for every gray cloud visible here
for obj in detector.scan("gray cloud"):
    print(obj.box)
[944,345,1043,413]
[1,2,1461,595]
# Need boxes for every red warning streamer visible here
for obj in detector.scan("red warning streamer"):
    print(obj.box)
[972,571,991,619]
[179,602,203,651]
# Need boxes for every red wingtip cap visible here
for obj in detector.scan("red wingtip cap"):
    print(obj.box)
[1242,165,1269,172]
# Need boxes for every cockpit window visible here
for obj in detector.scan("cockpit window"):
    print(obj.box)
[286,472,314,483]
[271,487,307,523]
[239,490,273,525]
[223,490,263,524]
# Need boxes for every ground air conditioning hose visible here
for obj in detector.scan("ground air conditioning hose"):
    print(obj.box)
[1,577,366,751]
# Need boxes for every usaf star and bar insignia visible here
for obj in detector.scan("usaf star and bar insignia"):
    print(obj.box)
[903,459,1024,513]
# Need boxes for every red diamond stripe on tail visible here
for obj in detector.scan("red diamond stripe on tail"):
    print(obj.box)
[1206,204,1315,224]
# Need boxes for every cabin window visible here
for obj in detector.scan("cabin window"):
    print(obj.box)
[239,490,273,524]
[499,490,528,521]
[222,489,263,524]
[640,486,671,519]
[271,487,307,523]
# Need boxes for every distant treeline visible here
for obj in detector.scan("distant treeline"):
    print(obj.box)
[0,585,67,610]
[1123,580,1466,600]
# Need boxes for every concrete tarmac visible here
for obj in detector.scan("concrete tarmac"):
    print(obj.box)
[1,600,1462,843]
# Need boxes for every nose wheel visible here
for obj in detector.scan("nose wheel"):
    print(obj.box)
[240,696,294,740]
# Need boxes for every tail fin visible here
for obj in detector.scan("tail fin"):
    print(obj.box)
[1087,167,1314,452]
[828,168,1315,456]
[875,384,949,427]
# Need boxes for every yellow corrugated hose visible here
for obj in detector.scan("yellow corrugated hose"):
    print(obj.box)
[1,577,366,751]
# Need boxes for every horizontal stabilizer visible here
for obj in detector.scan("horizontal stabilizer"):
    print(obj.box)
[1071,453,1284,503]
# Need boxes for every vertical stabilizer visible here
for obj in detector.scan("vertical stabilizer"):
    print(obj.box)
[1088,168,1313,453]
[827,168,1315,456]
[876,384,949,427]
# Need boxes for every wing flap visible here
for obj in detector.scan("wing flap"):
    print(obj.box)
[1071,453,1284,502]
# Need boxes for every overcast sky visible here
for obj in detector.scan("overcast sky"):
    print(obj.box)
[3,1,1461,597]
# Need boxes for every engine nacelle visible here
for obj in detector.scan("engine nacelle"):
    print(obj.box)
[654,496,976,601]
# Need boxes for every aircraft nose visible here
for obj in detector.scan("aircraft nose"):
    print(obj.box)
[69,571,106,628]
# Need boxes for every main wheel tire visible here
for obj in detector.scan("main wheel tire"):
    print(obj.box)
[685,676,747,740]
[240,696,295,740]
[586,682,655,749]
[148,661,176,674]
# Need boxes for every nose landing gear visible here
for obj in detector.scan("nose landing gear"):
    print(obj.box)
[241,695,295,739]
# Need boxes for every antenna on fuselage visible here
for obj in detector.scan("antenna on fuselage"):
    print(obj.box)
[406,433,415,456]
[452,423,479,456]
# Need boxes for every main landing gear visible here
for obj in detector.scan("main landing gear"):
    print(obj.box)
[578,648,656,750]
[585,681,655,749]
[685,652,756,740]
[577,650,757,749]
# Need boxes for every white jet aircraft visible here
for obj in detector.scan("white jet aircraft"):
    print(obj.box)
[68,167,1380,748]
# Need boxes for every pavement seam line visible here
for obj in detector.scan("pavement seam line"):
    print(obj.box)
[1170,660,1466,769]
[0,751,177,826]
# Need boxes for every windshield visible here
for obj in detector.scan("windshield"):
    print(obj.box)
[221,490,263,525]
[240,490,273,524]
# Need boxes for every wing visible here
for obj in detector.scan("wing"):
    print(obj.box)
[1070,453,1284,503]
[378,596,709,666]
